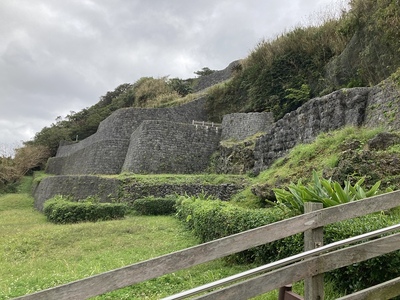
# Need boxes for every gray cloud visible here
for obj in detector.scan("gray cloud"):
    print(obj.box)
[0,0,345,148]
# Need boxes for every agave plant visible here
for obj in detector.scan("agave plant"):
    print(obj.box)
[273,171,381,214]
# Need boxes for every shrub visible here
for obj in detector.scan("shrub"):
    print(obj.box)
[324,213,400,293]
[176,195,400,291]
[132,77,180,107]
[273,171,381,214]
[175,197,301,263]
[43,195,127,224]
[133,195,177,215]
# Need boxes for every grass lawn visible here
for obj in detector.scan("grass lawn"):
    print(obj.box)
[0,176,348,299]
[1,191,274,299]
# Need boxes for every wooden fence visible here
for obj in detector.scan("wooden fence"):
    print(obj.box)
[14,191,400,300]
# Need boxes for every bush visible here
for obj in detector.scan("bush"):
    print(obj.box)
[325,213,400,293]
[273,171,381,214]
[176,197,301,263]
[133,196,177,215]
[43,195,128,224]
[176,195,400,290]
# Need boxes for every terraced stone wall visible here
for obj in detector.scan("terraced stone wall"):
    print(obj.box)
[122,120,221,174]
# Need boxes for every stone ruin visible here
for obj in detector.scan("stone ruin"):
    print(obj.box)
[46,78,400,177]
[35,76,399,210]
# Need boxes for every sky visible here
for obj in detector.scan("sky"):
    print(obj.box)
[0,0,346,153]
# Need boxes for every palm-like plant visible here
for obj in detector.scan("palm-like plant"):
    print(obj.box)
[273,171,381,214]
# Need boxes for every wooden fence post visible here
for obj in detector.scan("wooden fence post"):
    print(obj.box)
[304,202,324,300]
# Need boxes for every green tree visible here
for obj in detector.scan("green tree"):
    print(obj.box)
[194,67,216,77]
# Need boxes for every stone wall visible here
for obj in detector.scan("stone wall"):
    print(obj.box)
[221,112,274,141]
[48,97,208,175]
[193,60,241,92]
[33,175,243,210]
[33,175,120,211]
[47,139,130,175]
[122,120,221,174]
[215,78,400,175]
[119,182,242,202]
[253,87,371,173]
[35,76,400,208]
[364,79,400,130]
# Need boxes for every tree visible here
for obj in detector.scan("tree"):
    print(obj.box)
[194,67,216,77]
[0,144,50,192]
[168,78,193,96]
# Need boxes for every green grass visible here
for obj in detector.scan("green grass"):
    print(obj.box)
[230,126,388,208]
[0,189,280,299]
[106,173,249,186]
[0,176,346,299]
[260,127,384,183]
[0,194,194,298]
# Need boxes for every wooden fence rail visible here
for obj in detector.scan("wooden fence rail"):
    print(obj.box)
[14,191,400,300]
[183,232,400,300]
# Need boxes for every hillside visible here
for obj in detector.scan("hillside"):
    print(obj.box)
[2,0,400,195]
[27,0,400,154]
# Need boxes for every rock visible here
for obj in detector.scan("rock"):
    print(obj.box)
[367,132,400,150]
[251,183,277,201]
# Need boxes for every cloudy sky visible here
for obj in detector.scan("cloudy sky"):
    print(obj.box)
[0,0,345,152]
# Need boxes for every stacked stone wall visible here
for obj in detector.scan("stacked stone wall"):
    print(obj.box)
[193,60,241,92]
[48,97,208,175]
[221,112,274,141]
[48,139,130,175]
[122,120,221,174]
[119,183,241,202]
[33,175,120,211]
[364,79,400,130]
[253,87,370,173]
[33,176,243,210]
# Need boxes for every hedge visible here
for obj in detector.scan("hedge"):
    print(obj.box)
[176,197,400,293]
[43,197,128,224]
[132,196,177,215]
[176,198,302,263]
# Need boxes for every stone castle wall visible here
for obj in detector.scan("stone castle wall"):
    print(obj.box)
[36,75,400,209]
[193,60,241,92]
[47,97,208,175]
[253,87,370,173]
[122,120,221,174]
[33,175,243,211]
[253,81,400,174]
[55,97,208,158]
[33,175,120,211]
[47,80,400,177]
[364,79,400,130]
[47,139,130,175]
[221,112,274,141]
